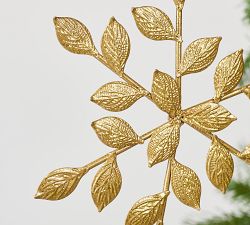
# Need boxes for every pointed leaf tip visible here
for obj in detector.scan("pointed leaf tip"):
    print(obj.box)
[152,70,181,116]
[92,117,141,149]
[35,167,86,201]
[101,17,130,73]
[214,50,244,99]
[53,17,96,55]
[91,153,122,212]
[183,102,237,133]
[148,120,181,167]
[206,136,234,193]
[132,6,176,41]
[91,82,145,112]
[180,37,222,76]
[171,160,201,209]
[126,192,168,225]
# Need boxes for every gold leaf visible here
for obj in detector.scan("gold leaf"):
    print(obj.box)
[206,136,234,193]
[243,86,250,99]
[101,17,130,73]
[171,160,201,210]
[173,0,185,9]
[91,153,122,212]
[53,17,96,55]
[92,117,143,149]
[148,119,181,167]
[132,6,176,41]
[240,145,250,164]
[35,167,87,201]
[180,37,222,76]
[183,102,237,133]
[125,192,169,225]
[214,50,244,100]
[91,81,145,112]
[152,70,181,117]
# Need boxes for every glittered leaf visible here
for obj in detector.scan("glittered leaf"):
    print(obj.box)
[132,6,176,41]
[126,192,169,225]
[35,167,87,201]
[148,119,181,167]
[183,102,237,133]
[91,153,122,212]
[92,117,143,149]
[91,81,145,112]
[171,160,201,210]
[180,37,221,76]
[53,17,96,55]
[214,50,244,100]
[206,136,234,193]
[101,17,130,73]
[152,70,181,117]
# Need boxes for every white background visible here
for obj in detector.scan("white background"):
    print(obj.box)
[0,0,250,224]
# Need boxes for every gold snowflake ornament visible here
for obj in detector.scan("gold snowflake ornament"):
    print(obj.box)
[35,1,250,224]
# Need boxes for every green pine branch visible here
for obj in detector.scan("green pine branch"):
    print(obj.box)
[242,0,250,84]
[244,0,250,24]
[228,179,250,204]
[189,213,250,225]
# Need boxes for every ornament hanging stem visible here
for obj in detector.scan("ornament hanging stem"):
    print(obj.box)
[158,5,184,225]
[175,8,183,94]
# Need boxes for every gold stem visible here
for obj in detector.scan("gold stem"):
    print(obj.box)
[184,123,242,158]
[158,7,184,225]
[81,122,166,172]
[157,161,171,225]
[184,84,250,111]
[94,53,152,99]
[221,84,250,101]
[163,161,172,192]
[175,9,183,93]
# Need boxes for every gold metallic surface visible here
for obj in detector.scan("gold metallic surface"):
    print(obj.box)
[171,159,201,210]
[101,18,130,73]
[36,1,250,224]
[241,146,250,164]
[91,81,146,112]
[132,6,177,41]
[92,117,143,149]
[91,153,122,212]
[126,192,169,225]
[214,50,244,101]
[243,85,250,99]
[173,0,185,10]
[54,17,97,55]
[152,70,181,117]
[35,167,88,201]
[180,37,221,76]
[147,119,181,167]
[183,102,237,133]
[206,136,234,193]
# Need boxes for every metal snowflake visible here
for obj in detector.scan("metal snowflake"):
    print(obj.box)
[35,0,250,224]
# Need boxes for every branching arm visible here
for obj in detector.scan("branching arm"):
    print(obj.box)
[94,52,152,100]
[81,122,167,173]
[184,84,250,112]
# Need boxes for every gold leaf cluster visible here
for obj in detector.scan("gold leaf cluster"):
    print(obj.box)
[35,2,250,225]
